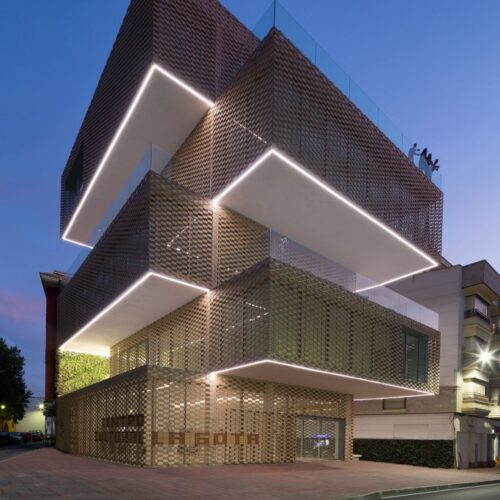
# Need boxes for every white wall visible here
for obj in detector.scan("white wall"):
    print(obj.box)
[354,413,455,440]
[391,266,464,388]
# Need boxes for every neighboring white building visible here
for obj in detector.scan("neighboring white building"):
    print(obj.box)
[15,397,45,433]
[355,261,500,468]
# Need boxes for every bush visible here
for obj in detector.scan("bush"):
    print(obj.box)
[353,439,454,468]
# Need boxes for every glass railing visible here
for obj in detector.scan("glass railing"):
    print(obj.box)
[357,285,438,330]
[67,145,171,277]
[253,1,442,189]
[270,231,438,329]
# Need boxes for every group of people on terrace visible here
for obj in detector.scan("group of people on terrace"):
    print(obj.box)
[408,144,440,180]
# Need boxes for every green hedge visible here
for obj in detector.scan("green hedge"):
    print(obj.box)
[353,439,455,468]
[56,351,109,396]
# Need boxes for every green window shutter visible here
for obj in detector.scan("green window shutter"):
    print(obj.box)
[417,335,428,383]
[402,328,428,383]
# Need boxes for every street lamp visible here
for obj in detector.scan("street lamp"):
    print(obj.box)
[38,403,44,411]
[0,404,5,410]
[478,350,493,365]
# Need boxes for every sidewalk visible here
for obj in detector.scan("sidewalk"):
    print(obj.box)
[1,448,499,499]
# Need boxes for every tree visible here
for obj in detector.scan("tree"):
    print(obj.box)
[0,338,32,424]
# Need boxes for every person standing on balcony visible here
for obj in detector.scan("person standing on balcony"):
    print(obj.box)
[408,143,420,164]
[419,148,432,179]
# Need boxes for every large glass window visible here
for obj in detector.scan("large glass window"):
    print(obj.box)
[65,145,84,211]
[403,329,427,383]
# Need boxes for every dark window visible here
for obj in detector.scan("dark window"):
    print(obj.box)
[65,145,84,210]
[383,398,406,410]
[403,329,427,383]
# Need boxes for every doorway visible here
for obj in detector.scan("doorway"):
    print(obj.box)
[296,416,345,460]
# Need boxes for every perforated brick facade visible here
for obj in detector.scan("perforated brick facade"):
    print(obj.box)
[57,366,353,466]
[168,30,443,257]
[57,172,268,347]
[61,0,258,232]
[109,259,439,395]
[51,0,443,468]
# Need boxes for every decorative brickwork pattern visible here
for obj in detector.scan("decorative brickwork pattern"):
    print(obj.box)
[57,368,150,466]
[268,261,440,395]
[57,366,353,466]
[110,260,439,395]
[61,0,258,232]
[54,0,442,469]
[168,30,443,256]
[58,172,268,347]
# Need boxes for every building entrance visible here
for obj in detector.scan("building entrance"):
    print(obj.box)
[296,416,344,460]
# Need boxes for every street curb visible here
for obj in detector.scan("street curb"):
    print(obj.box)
[337,477,500,499]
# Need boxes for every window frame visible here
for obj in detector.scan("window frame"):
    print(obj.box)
[402,328,428,383]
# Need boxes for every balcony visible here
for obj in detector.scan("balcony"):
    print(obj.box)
[61,163,438,359]
[62,156,437,358]
[213,148,438,288]
[168,28,443,288]
[59,170,271,356]
[58,173,214,356]
[111,258,439,399]
[252,1,442,188]
[269,231,438,329]
[212,260,439,399]
[62,65,213,248]
[67,145,170,275]
[462,392,491,417]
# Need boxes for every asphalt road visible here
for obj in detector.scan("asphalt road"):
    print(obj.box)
[0,442,44,463]
[384,482,500,500]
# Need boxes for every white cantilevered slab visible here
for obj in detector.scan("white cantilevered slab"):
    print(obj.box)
[213,149,437,287]
[63,64,213,248]
[211,360,433,400]
[60,272,209,357]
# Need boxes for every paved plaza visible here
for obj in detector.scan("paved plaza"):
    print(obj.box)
[1,448,500,499]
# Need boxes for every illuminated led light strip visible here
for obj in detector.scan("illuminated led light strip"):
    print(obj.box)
[62,64,214,248]
[209,359,434,399]
[354,393,434,402]
[63,237,93,249]
[212,148,439,290]
[212,149,274,204]
[354,264,438,293]
[59,271,210,352]
[62,348,111,358]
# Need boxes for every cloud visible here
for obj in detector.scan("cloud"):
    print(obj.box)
[0,289,44,325]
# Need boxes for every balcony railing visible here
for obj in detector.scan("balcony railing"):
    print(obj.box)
[270,232,438,330]
[464,308,491,325]
[253,1,442,188]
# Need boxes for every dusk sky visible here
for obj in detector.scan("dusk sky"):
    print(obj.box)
[1,0,499,397]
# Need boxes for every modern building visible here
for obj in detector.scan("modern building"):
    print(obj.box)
[41,0,444,467]
[355,260,500,468]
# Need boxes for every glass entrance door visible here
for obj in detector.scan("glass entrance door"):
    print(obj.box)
[296,416,344,460]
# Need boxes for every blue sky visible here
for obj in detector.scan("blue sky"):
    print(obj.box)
[1,0,499,396]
